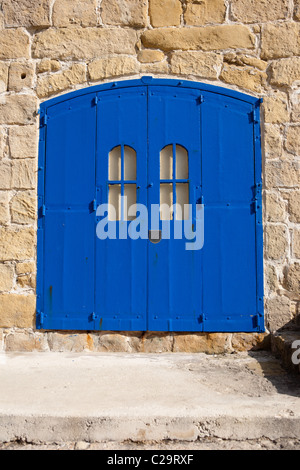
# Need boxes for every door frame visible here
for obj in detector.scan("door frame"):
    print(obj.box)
[37,76,264,332]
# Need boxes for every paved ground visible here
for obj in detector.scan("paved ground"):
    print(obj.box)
[0,351,299,450]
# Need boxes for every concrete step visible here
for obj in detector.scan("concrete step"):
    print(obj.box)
[0,351,300,447]
[271,330,300,374]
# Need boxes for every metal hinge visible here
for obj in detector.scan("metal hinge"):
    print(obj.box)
[38,311,45,328]
[197,95,204,105]
[40,114,48,127]
[251,108,259,124]
[41,204,46,216]
[93,96,98,106]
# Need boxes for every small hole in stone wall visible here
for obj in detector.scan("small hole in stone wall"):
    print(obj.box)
[21,73,26,80]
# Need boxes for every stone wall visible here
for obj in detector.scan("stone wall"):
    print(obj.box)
[0,0,299,352]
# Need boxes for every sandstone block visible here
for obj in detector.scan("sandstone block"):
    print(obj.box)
[173,333,231,353]
[264,125,282,159]
[265,161,300,189]
[285,192,300,223]
[286,126,300,155]
[231,0,289,23]
[0,29,30,59]
[261,23,300,60]
[0,264,14,292]
[8,62,35,92]
[0,94,37,125]
[265,224,288,260]
[284,263,300,295]
[97,332,141,352]
[140,61,169,74]
[0,62,8,93]
[140,333,173,353]
[0,162,11,190]
[149,0,182,27]
[5,330,48,352]
[265,263,278,292]
[47,332,91,352]
[263,93,289,124]
[184,0,226,25]
[1,0,51,27]
[220,65,266,93]
[53,0,97,27]
[294,0,300,20]
[16,262,35,275]
[88,56,138,81]
[269,57,300,87]
[11,191,36,224]
[9,126,38,160]
[141,25,255,52]
[37,59,61,74]
[0,192,9,225]
[17,273,36,289]
[293,229,300,259]
[36,64,86,98]
[11,160,36,189]
[137,50,165,64]
[0,294,36,328]
[231,333,270,351]
[0,227,35,261]
[224,53,267,71]
[265,192,286,223]
[33,27,137,60]
[170,51,222,79]
[101,0,148,27]
[266,295,292,332]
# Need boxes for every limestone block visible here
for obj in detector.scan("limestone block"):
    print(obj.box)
[266,295,292,332]
[284,263,300,295]
[286,126,300,155]
[36,64,86,98]
[269,57,300,87]
[0,294,36,328]
[17,273,36,289]
[265,161,300,189]
[141,25,255,52]
[293,229,300,259]
[265,224,288,260]
[33,27,137,60]
[149,0,182,27]
[37,59,61,74]
[231,0,289,23]
[170,51,222,79]
[264,125,282,159]
[5,330,48,352]
[0,94,37,125]
[231,333,270,351]
[97,332,141,352]
[11,191,36,224]
[265,264,278,292]
[11,159,36,190]
[285,192,300,223]
[1,0,51,27]
[0,162,11,190]
[16,262,35,275]
[0,227,35,261]
[137,50,165,63]
[140,333,173,353]
[8,62,35,92]
[88,56,138,81]
[9,125,38,159]
[265,192,286,223]
[53,0,97,27]
[220,65,266,93]
[101,0,148,27]
[261,23,300,60]
[0,29,30,59]
[0,264,14,292]
[47,332,90,352]
[184,0,226,25]
[173,333,231,353]
[0,62,8,93]
[295,0,300,20]
[263,93,289,124]
[224,53,267,71]
[0,192,9,224]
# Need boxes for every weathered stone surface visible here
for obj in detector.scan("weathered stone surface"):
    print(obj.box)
[285,192,300,223]
[293,229,300,259]
[0,29,30,60]
[224,53,267,71]
[294,0,300,20]
[97,332,141,352]
[286,126,300,155]
[173,333,231,353]
[36,64,86,98]
[231,0,289,23]
[265,161,300,189]
[37,59,61,74]
[11,160,36,189]
[0,127,5,160]
[16,262,35,275]
[33,27,137,60]
[141,333,173,353]
[284,263,300,295]
[5,330,48,352]
[0,192,9,225]
[170,51,222,79]
[269,57,300,88]
[0,162,11,190]
[265,193,286,223]
[17,273,36,289]
[8,62,35,92]
[0,294,36,328]
[0,62,8,93]
[88,56,138,81]
[149,0,182,27]
[266,295,292,332]
[264,125,282,159]
[184,0,226,25]
[11,191,36,224]
[141,25,255,52]
[0,264,14,292]
[53,0,97,27]
[101,0,148,27]
[137,50,165,63]
[140,61,169,74]
[263,93,289,124]
[0,95,37,125]
[265,263,278,292]
[9,126,38,160]
[1,0,51,27]
[47,332,91,352]
[265,224,288,260]
[220,65,266,93]
[231,333,270,352]
[261,23,300,60]
[0,227,35,261]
